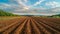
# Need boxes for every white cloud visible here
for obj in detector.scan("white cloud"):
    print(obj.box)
[0,3,11,9]
[13,13,57,16]
[33,0,45,6]
[0,0,60,15]
[24,0,28,2]
[46,1,60,8]
[0,3,20,10]
[14,0,31,10]
[14,0,45,9]
[15,0,28,7]
[9,0,45,10]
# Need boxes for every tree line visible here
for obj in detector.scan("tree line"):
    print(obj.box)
[0,9,19,16]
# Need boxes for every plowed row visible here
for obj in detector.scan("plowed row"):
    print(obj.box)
[0,16,60,34]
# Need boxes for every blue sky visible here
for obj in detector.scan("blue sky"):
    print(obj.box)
[0,0,60,15]
[0,0,60,9]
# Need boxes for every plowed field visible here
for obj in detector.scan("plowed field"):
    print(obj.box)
[0,16,60,34]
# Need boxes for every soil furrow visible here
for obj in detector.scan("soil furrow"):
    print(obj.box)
[31,19,41,34]
[25,18,32,34]
[12,18,28,34]
[32,18,52,34]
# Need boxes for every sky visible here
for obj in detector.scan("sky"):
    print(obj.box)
[0,0,60,15]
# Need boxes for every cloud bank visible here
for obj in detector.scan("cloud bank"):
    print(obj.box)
[0,0,60,15]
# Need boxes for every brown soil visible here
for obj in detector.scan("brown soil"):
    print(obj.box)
[0,16,60,34]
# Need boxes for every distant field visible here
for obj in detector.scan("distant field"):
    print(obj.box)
[0,16,21,20]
